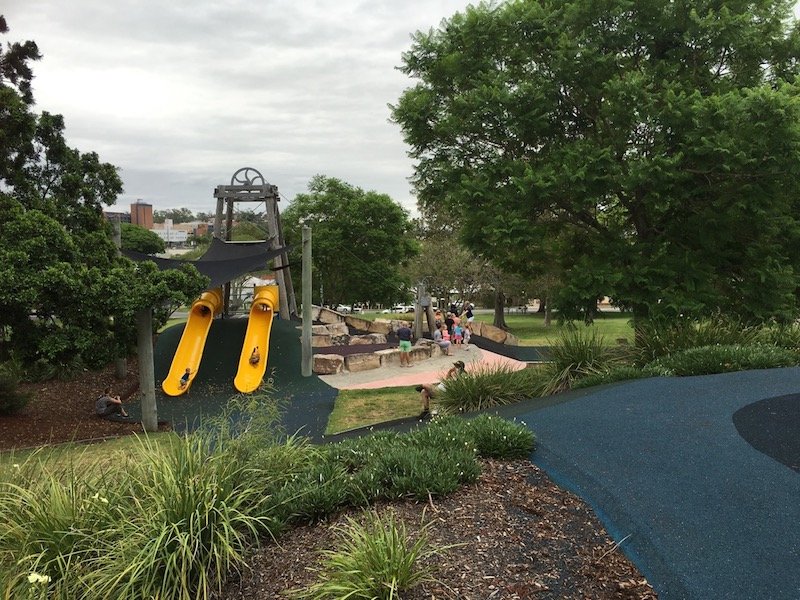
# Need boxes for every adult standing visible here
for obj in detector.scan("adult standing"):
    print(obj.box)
[464,303,475,324]
[397,322,413,367]
[444,312,455,336]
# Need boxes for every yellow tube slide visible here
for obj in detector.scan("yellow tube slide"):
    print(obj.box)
[161,288,223,397]
[234,285,279,393]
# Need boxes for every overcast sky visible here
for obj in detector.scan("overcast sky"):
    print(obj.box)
[4,0,475,216]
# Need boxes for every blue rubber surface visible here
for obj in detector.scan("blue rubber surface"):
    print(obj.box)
[493,369,800,600]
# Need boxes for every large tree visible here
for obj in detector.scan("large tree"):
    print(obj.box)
[393,0,800,321]
[0,18,206,377]
[282,175,419,307]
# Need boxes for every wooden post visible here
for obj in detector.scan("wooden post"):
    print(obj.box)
[213,193,224,240]
[111,215,127,379]
[301,225,312,376]
[265,197,291,320]
[136,308,158,432]
[223,199,234,316]
[414,282,424,339]
[274,203,298,317]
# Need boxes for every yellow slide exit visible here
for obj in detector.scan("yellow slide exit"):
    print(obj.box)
[234,285,279,393]
[161,288,223,397]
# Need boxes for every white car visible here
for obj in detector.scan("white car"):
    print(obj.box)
[335,304,352,314]
[392,305,415,313]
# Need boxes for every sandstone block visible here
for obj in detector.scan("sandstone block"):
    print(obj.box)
[375,348,403,367]
[345,316,372,332]
[318,307,344,325]
[346,353,382,372]
[313,354,344,374]
[504,332,519,346]
[410,346,431,363]
[311,334,332,347]
[481,324,508,344]
[368,319,392,335]
[349,333,388,345]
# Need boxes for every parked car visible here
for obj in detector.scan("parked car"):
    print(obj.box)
[335,304,353,314]
[392,305,415,313]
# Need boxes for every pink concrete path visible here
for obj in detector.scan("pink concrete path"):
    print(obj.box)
[319,346,528,390]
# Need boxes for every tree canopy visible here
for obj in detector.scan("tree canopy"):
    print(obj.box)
[282,175,419,306]
[393,0,800,321]
[0,17,206,375]
[121,223,166,254]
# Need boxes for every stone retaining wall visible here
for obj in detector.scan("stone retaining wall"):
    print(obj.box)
[310,306,517,374]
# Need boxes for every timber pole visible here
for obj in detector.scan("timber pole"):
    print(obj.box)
[301,225,312,376]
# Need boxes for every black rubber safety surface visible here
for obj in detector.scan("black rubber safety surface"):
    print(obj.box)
[142,317,336,441]
[733,393,800,473]
[491,368,800,600]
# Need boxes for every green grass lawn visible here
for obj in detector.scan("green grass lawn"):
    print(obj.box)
[475,311,634,346]
[0,433,178,478]
[325,386,425,434]
[360,309,634,346]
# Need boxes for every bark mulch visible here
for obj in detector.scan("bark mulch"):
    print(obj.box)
[218,459,657,600]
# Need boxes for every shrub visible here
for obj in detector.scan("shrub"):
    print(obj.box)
[633,315,762,365]
[407,415,535,460]
[0,367,29,415]
[462,414,535,459]
[647,344,800,377]
[570,366,655,390]
[292,509,443,600]
[542,326,629,394]
[436,364,547,414]
[354,444,479,500]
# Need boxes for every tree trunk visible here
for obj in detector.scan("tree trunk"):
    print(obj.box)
[493,290,507,329]
[136,308,158,432]
[537,298,546,314]
[544,296,552,328]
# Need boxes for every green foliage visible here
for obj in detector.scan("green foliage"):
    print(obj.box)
[120,223,165,254]
[0,366,30,415]
[542,327,629,394]
[293,509,442,600]
[570,366,656,390]
[647,344,800,377]
[282,175,419,306]
[153,208,195,224]
[0,23,207,376]
[634,316,764,365]
[393,0,800,322]
[0,385,535,599]
[435,364,547,414]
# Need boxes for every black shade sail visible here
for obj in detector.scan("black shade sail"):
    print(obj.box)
[122,239,290,289]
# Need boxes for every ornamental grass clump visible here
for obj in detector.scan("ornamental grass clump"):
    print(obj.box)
[435,364,547,414]
[0,458,123,597]
[292,509,443,600]
[542,326,628,394]
[79,433,277,600]
[633,315,762,365]
[647,344,800,377]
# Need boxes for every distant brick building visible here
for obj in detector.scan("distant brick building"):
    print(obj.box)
[131,200,153,229]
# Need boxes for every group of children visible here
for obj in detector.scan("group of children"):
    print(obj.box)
[433,303,474,354]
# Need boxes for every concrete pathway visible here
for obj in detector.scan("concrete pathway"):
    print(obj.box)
[318,344,527,390]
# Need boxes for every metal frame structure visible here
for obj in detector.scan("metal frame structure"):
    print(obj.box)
[213,168,297,320]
